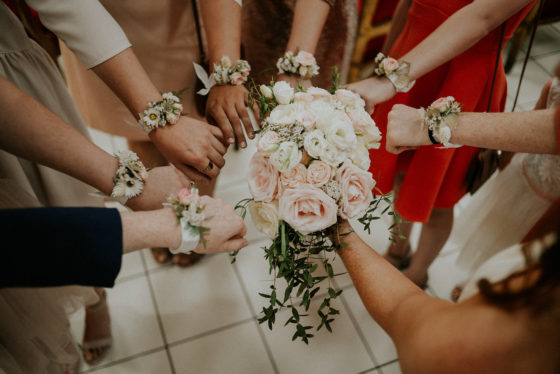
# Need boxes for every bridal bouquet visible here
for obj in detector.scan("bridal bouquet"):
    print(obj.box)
[235,75,396,343]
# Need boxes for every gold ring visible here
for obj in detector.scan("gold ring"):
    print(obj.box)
[206,162,214,171]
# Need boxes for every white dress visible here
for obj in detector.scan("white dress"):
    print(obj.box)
[0,1,130,372]
[453,77,560,273]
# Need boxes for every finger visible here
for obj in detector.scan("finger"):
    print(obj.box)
[211,135,227,155]
[366,103,375,115]
[174,168,193,186]
[209,124,225,142]
[224,106,247,148]
[236,102,255,140]
[176,163,210,183]
[207,148,226,169]
[251,102,261,124]
[197,157,220,179]
[210,107,235,145]
[222,237,249,252]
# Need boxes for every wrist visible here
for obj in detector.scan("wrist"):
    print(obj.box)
[161,207,182,249]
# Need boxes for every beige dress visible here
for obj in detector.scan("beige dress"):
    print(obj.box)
[61,0,203,141]
[242,0,358,88]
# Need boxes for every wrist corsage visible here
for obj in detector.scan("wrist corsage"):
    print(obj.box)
[193,56,251,96]
[138,92,183,134]
[166,187,209,255]
[276,50,319,80]
[111,150,148,204]
[372,52,415,93]
[420,96,462,147]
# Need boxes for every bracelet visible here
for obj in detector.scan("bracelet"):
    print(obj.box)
[276,50,319,80]
[372,53,415,93]
[137,92,183,134]
[420,96,462,147]
[193,57,251,96]
[166,187,207,255]
[110,150,148,205]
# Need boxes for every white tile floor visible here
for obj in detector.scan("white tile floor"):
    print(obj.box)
[70,22,560,374]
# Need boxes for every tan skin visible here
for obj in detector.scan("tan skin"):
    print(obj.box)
[338,220,559,374]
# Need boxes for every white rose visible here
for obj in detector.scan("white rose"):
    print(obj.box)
[297,109,317,130]
[273,81,294,105]
[320,111,357,151]
[303,129,327,159]
[269,141,302,172]
[350,144,371,170]
[361,124,383,150]
[347,108,375,134]
[320,143,348,167]
[220,56,232,68]
[248,201,279,238]
[260,85,273,99]
[334,89,366,109]
[306,87,332,100]
[267,102,304,125]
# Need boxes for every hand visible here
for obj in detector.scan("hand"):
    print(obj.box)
[386,104,429,154]
[343,76,396,114]
[126,166,192,211]
[206,85,258,149]
[194,196,248,253]
[277,74,312,90]
[149,116,226,183]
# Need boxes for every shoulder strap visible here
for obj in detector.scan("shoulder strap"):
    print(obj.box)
[487,22,506,112]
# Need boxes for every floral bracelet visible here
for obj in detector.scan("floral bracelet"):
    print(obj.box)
[110,150,148,204]
[276,50,319,80]
[420,96,462,147]
[194,56,251,96]
[166,187,208,255]
[372,53,415,93]
[138,92,183,134]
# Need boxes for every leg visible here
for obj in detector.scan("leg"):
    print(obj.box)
[82,287,112,364]
[384,172,413,268]
[404,206,454,287]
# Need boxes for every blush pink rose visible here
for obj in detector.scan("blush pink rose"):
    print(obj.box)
[306,161,333,187]
[279,184,338,234]
[347,108,375,134]
[382,57,399,73]
[257,131,281,153]
[307,87,331,99]
[297,109,317,130]
[336,160,375,219]
[430,96,453,112]
[248,152,279,202]
[230,72,245,85]
[280,164,307,189]
[177,188,193,205]
[335,89,365,109]
[294,92,314,103]
[295,50,317,66]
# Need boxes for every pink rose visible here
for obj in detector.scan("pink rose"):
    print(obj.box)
[280,164,307,189]
[279,184,338,234]
[294,92,314,103]
[239,66,251,77]
[248,152,279,202]
[347,108,375,134]
[257,131,281,153]
[336,161,375,219]
[335,89,365,109]
[294,50,317,66]
[430,97,451,112]
[307,87,331,99]
[177,188,193,205]
[306,161,333,187]
[382,57,399,74]
[230,72,245,85]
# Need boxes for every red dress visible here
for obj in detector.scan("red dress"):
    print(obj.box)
[370,0,534,222]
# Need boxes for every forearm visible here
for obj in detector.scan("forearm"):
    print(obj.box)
[200,0,242,64]
[120,208,181,253]
[400,0,530,81]
[285,0,331,54]
[0,77,117,195]
[381,0,412,55]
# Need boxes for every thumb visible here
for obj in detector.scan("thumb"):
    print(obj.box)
[222,237,249,252]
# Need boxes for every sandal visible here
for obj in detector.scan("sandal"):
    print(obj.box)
[81,290,112,365]
[150,247,172,264]
[384,244,412,271]
[451,281,466,302]
[172,252,205,267]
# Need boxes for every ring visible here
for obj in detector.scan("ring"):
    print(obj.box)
[205,162,214,171]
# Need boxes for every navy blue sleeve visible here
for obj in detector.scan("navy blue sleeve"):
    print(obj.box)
[0,207,123,288]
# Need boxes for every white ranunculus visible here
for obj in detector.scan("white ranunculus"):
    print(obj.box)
[259,85,273,99]
[269,141,302,172]
[248,201,279,238]
[320,143,348,167]
[267,102,304,125]
[273,81,294,105]
[321,111,357,151]
[303,129,327,159]
[350,144,371,170]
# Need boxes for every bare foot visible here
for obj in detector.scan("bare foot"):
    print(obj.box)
[384,241,412,270]
[172,252,204,267]
[82,288,112,365]
[151,247,172,264]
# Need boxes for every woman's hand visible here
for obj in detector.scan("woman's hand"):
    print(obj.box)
[385,104,429,154]
[343,76,396,114]
[149,116,227,183]
[126,166,192,211]
[206,85,257,149]
[194,196,248,253]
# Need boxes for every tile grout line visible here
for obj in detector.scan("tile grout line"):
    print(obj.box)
[356,358,400,374]
[231,261,281,374]
[337,284,382,372]
[167,317,255,348]
[79,346,167,373]
[140,250,177,374]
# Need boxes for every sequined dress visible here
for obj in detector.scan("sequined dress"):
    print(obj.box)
[454,77,560,273]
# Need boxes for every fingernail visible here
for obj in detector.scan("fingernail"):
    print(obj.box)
[240,141,246,148]
[228,138,235,144]
[249,132,254,138]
